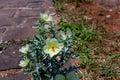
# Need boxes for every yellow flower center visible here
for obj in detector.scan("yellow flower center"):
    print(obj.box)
[43,38,64,57]
[51,46,55,52]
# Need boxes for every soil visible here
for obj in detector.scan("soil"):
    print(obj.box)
[55,1,120,79]
[59,2,120,36]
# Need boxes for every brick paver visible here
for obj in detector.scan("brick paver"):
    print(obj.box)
[0,0,56,79]
[0,0,55,42]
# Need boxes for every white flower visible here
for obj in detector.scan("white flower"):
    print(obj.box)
[59,31,67,40]
[19,44,29,54]
[58,29,72,40]
[43,38,64,57]
[66,29,72,38]
[40,13,52,22]
[19,59,29,67]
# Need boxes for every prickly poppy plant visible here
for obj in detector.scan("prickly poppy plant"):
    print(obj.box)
[19,13,80,80]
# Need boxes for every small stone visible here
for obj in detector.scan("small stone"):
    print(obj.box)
[32,26,37,28]
[13,51,16,54]
[0,51,2,54]
[84,16,92,20]
[50,12,56,16]
[106,15,111,18]
[109,9,113,12]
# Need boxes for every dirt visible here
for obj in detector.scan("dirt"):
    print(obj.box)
[60,2,120,36]
[55,1,120,79]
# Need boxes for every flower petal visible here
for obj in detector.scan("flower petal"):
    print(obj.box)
[19,44,29,54]
[19,59,29,67]
[43,38,64,57]
[66,29,72,38]
[40,13,52,22]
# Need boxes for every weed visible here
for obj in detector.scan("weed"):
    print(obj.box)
[55,1,120,79]
[53,1,65,12]
[57,12,120,80]
[53,0,93,8]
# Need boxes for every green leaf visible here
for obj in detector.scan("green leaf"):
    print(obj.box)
[66,71,79,80]
[55,74,66,80]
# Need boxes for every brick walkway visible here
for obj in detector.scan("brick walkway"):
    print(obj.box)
[0,0,56,80]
